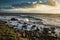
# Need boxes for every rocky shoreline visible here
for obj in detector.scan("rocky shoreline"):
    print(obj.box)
[0,20,60,40]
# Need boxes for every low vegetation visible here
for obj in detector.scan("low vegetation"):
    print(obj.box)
[0,20,60,40]
[0,20,27,40]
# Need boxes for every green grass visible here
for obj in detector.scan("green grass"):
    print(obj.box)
[0,21,27,40]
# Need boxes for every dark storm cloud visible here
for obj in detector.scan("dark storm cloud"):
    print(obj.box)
[0,0,46,7]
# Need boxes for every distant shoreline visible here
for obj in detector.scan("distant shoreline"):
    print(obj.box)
[0,13,60,16]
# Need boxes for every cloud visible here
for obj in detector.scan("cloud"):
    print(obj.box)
[0,0,60,14]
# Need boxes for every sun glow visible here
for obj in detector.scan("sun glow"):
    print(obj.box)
[1,0,60,14]
[33,2,60,14]
[35,5,55,11]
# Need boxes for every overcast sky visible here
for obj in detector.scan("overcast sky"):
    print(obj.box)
[0,0,60,14]
[0,0,47,7]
